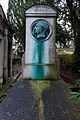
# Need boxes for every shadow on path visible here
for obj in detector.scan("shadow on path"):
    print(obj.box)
[0,79,38,120]
[42,80,80,120]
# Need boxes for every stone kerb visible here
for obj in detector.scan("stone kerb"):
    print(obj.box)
[23,5,58,80]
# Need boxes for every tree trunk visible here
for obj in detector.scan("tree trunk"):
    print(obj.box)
[66,0,80,72]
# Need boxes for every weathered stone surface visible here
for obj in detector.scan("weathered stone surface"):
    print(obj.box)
[25,5,57,16]
[0,5,13,83]
[23,5,57,80]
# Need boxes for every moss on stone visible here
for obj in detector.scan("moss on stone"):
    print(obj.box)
[29,80,51,120]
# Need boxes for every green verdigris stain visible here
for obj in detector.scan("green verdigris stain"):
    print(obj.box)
[32,42,45,80]
[31,20,50,80]
[31,20,50,41]
[31,20,57,80]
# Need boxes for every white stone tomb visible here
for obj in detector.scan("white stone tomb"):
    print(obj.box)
[23,5,57,80]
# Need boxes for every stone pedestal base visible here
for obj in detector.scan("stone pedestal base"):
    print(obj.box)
[23,64,58,80]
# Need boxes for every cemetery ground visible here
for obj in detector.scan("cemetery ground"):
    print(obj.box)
[0,54,80,120]
[0,76,80,120]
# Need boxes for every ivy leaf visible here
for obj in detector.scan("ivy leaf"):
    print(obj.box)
[76,97,80,103]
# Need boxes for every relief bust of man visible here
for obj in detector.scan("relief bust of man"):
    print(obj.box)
[31,20,50,41]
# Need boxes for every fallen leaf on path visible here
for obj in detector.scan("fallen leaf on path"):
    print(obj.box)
[51,112,55,116]
[14,112,17,115]
[65,111,68,114]
[6,112,12,116]
[5,104,9,107]
[51,93,54,96]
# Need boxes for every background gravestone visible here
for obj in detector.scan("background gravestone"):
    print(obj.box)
[23,5,57,80]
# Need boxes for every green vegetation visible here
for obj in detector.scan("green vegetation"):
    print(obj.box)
[7,0,72,53]
[29,80,50,120]
[59,54,73,69]
[72,57,80,73]
[70,91,80,104]
[12,59,21,70]
[56,24,72,48]
[70,80,80,103]
[7,0,80,72]
[76,80,80,86]
[29,81,50,97]
[57,48,74,55]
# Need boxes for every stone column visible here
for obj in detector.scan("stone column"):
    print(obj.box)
[8,37,12,77]
[0,33,4,83]
[23,5,57,80]
[3,28,8,83]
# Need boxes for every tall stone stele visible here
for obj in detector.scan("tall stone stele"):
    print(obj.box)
[23,5,58,80]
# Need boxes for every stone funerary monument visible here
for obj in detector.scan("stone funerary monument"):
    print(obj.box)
[23,5,57,80]
[0,5,13,83]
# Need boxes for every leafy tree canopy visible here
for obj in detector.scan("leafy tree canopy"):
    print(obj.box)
[7,0,80,72]
[7,0,71,52]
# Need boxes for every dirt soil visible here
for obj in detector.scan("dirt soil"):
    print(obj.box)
[60,68,80,84]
